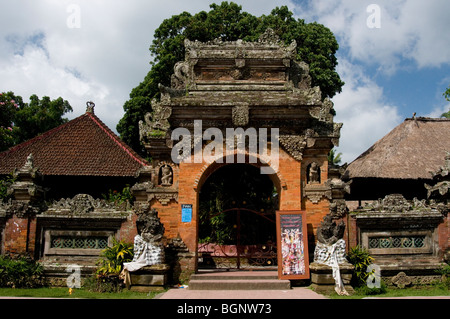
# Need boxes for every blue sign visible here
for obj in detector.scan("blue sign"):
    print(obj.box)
[181,204,192,223]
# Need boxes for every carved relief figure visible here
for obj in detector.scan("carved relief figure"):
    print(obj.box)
[308,162,320,184]
[160,165,173,186]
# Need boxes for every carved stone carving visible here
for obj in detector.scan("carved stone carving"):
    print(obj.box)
[329,199,348,219]
[122,207,166,277]
[317,214,345,245]
[171,61,190,90]
[308,162,320,184]
[160,165,173,186]
[139,100,172,142]
[136,208,165,245]
[425,151,450,199]
[289,61,312,90]
[303,185,332,204]
[391,272,412,288]
[362,194,447,216]
[148,192,178,206]
[48,194,131,212]
[366,194,413,213]
[232,103,249,126]
[279,135,307,161]
[70,194,95,214]
[309,96,335,123]
[3,200,42,218]
[332,123,343,147]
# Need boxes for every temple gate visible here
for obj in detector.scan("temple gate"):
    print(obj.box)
[135,30,345,277]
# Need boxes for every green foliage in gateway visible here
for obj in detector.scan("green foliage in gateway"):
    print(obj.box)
[117,2,344,155]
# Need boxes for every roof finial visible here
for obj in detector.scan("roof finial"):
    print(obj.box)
[86,101,95,113]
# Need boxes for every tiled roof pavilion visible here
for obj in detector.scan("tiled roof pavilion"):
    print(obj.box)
[0,105,149,177]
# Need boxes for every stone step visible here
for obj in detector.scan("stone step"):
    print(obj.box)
[188,271,291,290]
[190,273,279,281]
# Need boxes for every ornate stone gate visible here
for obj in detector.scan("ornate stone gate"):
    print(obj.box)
[135,29,345,277]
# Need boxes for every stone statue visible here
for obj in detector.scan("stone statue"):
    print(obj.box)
[121,208,165,283]
[316,214,345,246]
[160,165,173,186]
[308,162,320,184]
[314,214,349,295]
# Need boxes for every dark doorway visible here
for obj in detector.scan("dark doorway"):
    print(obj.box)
[198,164,279,269]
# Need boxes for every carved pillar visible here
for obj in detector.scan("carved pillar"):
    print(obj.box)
[3,154,45,257]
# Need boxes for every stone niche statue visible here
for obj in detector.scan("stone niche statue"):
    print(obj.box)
[308,162,320,184]
[313,214,349,295]
[160,165,173,186]
[122,208,165,278]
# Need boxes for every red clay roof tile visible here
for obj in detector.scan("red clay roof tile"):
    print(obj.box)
[0,111,149,177]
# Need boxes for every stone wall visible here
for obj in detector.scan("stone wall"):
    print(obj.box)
[347,194,448,285]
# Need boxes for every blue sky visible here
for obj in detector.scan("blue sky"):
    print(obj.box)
[0,0,449,163]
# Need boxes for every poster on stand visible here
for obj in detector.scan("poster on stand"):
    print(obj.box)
[276,210,309,280]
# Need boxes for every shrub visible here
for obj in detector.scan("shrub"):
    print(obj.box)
[347,245,374,287]
[102,185,134,205]
[0,255,45,288]
[435,263,450,289]
[87,238,133,292]
[0,174,15,202]
[347,245,387,294]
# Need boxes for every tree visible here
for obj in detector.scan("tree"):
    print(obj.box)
[442,86,450,118]
[0,92,22,151]
[328,148,342,166]
[0,91,72,152]
[117,2,344,155]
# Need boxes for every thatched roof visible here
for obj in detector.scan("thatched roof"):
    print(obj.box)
[344,117,450,180]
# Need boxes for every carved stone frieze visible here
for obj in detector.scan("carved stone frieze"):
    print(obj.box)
[279,135,307,161]
[362,194,447,216]
[139,100,172,143]
[171,61,190,90]
[309,97,335,123]
[48,194,132,212]
[332,123,343,147]
[147,191,178,206]
[303,183,332,204]
[279,130,316,161]
[1,199,43,218]
[232,103,249,126]
[425,151,450,199]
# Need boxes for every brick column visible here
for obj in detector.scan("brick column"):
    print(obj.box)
[2,154,44,257]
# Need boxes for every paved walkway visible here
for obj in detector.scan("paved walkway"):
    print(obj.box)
[156,287,328,299]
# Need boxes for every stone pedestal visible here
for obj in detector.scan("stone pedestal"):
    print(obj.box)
[127,264,170,292]
[309,262,355,295]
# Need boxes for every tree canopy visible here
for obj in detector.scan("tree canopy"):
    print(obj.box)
[117,2,344,154]
[0,91,72,152]
[442,85,450,118]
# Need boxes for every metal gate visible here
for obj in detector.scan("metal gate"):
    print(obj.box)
[198,208,277,270]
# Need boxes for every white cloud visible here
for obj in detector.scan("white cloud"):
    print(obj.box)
[297,0,450,72]
[0,0,295,133]
[332,58,402,163]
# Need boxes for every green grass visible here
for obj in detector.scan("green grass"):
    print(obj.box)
[328,286,450,299]
[0,287,165,299]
